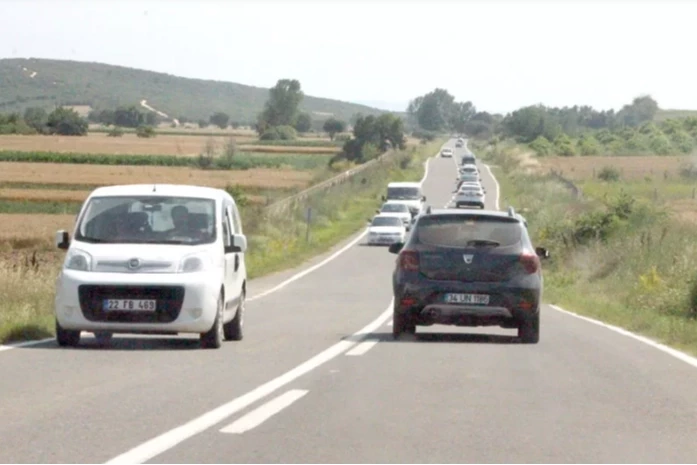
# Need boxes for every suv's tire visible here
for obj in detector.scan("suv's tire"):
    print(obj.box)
[224,290,244,341]
[201,294,224,349]
[56,320,80,347]
[518,313,540,344]
[393,308,416,340]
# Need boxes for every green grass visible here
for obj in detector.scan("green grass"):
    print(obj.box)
[0,139,446,343]
[480,141,697,356]
[0,199,81,214]
[0,150,331,171]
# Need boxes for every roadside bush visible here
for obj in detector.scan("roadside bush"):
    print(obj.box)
[597,166,620,182]
[260,125,297,141]
[529,136,553,156]
[107,126,125,137]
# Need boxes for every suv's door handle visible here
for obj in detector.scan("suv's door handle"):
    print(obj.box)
[234,254,240,272]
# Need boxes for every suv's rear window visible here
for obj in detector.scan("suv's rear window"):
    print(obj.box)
[416,216,522,247]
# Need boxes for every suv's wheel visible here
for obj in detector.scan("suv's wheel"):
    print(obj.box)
[393,307,416,340]
[518,313,540,344]
[201,294,224,349]
[224,290,244,341]
[56,320,80,347]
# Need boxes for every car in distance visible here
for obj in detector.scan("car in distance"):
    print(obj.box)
[366,214,407,246]
[440,147,454,158]
[382,182,427,216]
[459,164,479,175]
[454,184,486,209]
[53,184,248,349]
[456,172,482,190]
[455,139,464,148]
[388,207,548,343]
[461,153,477,165]
[377,201,413,229]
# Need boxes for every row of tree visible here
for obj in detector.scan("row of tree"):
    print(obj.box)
[0,106,88,136]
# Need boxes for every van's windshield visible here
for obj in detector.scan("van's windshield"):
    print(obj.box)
[74,196,217,245]
[386,186,422,200]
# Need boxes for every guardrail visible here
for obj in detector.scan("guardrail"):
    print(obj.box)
[263,148,401,216]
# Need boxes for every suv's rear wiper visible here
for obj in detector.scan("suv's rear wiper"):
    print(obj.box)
[466,239,501,247]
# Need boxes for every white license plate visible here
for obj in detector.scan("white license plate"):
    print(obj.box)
[444,293,490,305]
[103,299,156,311]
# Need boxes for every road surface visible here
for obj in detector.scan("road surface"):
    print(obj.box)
[2,139,697,463]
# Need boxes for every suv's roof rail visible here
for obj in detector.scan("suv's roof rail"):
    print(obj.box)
[507,206,516,217]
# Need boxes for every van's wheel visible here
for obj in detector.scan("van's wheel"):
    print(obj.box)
[94,331,113,345]
[224,290,244,341]
[201,294,224,349]
[56,320,80,347]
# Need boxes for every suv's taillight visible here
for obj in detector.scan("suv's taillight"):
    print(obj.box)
[399,250,420,271]
[520,252,540,274]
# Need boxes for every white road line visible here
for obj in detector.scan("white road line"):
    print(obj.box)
[219,389,308,434]
[104,299,394,464]
[481,163,501,211]
[1,149,438,353]
[345,340,379,356]
[481,157,697,371]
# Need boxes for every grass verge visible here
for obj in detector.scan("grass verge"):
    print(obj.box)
[0,139,445,344]
[478,140,697,356]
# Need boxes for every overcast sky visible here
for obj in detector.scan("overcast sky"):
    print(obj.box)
[1,0,694,114]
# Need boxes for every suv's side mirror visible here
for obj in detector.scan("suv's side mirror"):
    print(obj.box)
[388,242,404,254]
[535,246,550,259]
[381,195,386,201]
[422,195,427,201]
[226,234,247,253]
[56,230,70,250]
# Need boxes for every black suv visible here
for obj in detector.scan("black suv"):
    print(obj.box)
[388,207,549,343]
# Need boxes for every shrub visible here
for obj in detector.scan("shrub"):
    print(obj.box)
[136,125,156,138]
[598,166,620,182]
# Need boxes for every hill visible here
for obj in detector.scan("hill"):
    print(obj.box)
[0,58,392,124]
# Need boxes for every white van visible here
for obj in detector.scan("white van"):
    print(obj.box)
[53,184,248,349]
[382,182,427,216]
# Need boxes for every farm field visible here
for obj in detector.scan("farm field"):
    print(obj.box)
[0,133,342,155]
[532,155,697,224]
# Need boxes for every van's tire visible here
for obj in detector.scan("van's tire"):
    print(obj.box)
[56,320,81,347]
[201,294,224,349]
[224,290,244,341]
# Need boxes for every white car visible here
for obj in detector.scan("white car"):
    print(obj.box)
[366,214,407,245]
[377,201,412,229]
[382,182,426,216]
[440,148,454,158]
[53,184,248,349]
[454,184,486,209]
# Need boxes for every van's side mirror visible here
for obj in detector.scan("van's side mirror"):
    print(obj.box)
[422,195,427,201]
[381,195,386,201]
[56,230,70,250]
[388,242,404,254]
[226,234,247,253]
[375,209,380,214]
[535,246,549,259]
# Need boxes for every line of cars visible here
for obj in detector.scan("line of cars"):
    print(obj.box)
[365,181,427,246]
[386,140,550,344]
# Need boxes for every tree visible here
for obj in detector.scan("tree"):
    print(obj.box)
[209,112,230,129]
[113,105,145,128]
[294,112,312,133]
[257,79,304,134]
[323,117,346,140]
[46,107,88,136]
[333,113,405,164]
[617,95,659,127]
[23,107,48,133]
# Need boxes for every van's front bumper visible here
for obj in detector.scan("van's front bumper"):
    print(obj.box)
[54,269,221,334]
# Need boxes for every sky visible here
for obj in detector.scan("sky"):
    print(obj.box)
[1,0,695,114]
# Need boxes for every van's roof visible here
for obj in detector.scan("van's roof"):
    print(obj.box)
[387,182,422,188]
[87,184,231,200]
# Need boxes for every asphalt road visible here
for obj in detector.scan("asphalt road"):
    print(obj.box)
[3,139,697,463]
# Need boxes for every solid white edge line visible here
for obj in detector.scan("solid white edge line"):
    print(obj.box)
[477,145,697,370]
[219,389,309,434]
[345,340,379,357]
[104,299,394,464]
[2,149,439,352]
[549,304,697,369]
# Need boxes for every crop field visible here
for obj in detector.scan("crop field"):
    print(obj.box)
[0,134,342,155]
[533,155,697,224]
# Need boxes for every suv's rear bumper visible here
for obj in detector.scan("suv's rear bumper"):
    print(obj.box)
[393,281,541,327]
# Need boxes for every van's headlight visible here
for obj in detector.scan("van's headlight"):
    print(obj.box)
[64,249,92,271]
[178,253,213,273]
